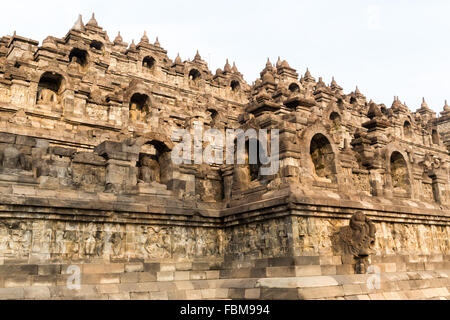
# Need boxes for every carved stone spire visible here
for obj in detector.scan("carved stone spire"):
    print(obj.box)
[129,39,136,51]
[276,56,282,68]
[444,100,450,112]
[303,68,315,82]
[224,59,232,73]
[140,31,149,44]
[72,14,85,31]
[154,37,160,47]
[421,97,430,109]
[174,53,182,65]
[86,13,98,27]
[232,62,239,73]
[114,31,123,45]
[194,50,201,61]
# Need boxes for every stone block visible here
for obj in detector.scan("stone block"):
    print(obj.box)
[295,265,322,277]
[298,286,344,299]
[343,284,363,296]
[120,272,139,283]
[174,271,190,281]
[245,288,261,299]
[138,272,157,283]
[125,263,144,273]
[185,290,203,300]
[130,292,150,300]
[157,271,174,282]
[0,288,24,299]
[38,265,61,276]
[24,286,51,299]
[261,288,299,300]
[150,291,169,300]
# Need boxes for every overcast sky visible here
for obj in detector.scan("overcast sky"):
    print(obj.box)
[1,0,449,113]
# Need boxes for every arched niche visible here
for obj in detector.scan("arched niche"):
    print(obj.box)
[390,151,411,195]
[137,140,171,186]
[36,72,65,107]
[403,121,412,139]
[329,112,341,130]
[142,56,156,73]
[129,93,150,122]
[90,40,103,51]
[245,138,264,182]
[69,48,88,71]
[207,108,218,124]
[432,129,439,145]
[232,135,267,192]
[188,69,201,82]
[288,83,300,93]
[310,133,337,183]
[230,80,240,91]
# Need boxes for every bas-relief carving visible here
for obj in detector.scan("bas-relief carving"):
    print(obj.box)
[0,14,449,272]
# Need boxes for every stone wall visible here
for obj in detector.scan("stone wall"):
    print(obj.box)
[0,14,449,299]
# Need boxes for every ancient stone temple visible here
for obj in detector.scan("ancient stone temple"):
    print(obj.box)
[0,14,449,300]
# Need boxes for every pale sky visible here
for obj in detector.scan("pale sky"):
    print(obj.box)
[1,0,449,113]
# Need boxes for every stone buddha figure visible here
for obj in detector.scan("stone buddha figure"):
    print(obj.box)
[129,102,139,121]
[138,155,161,184]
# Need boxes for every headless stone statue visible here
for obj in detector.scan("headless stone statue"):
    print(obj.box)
[129,102,139,121]
[37,88,57,105]
[138,155,160,184]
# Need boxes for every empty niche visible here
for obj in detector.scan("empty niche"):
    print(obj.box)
[310,133,337,183]
[230,80,240,91]
[288,83,300,94]
[432,129,439,145]
[90,40,103,51]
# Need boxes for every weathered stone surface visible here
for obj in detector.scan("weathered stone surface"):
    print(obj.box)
[0,14,449,301]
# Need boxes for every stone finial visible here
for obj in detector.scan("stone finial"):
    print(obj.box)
[154,37,160,47]
[330,76,338,88]
[72,14,84,31]
[281,60,290,68]
[262,70,275,84]
[355,86,361,95]
[129,39,136,51]
[276,56,282,68]
[174,53,182,65]
[232,62,238,73]
[194,50,201,61]
[444,100,450,112]
[140,31,149,44]
[87,13,98,27]
[224,59,232,73]
[114,31,123,45]
[266,58,272,68]
[316,77,326,88]
[421,97,430,109]
[303,68,315,82]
